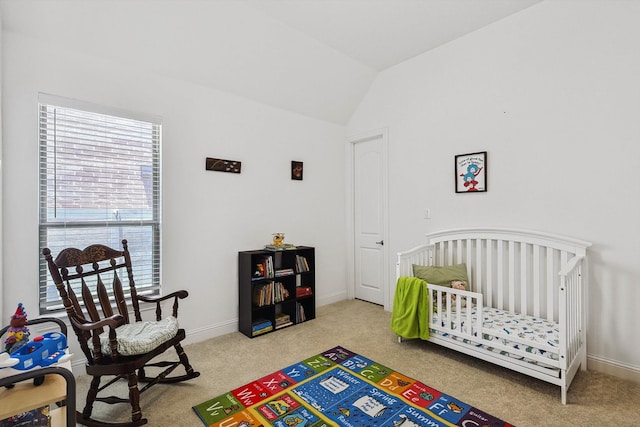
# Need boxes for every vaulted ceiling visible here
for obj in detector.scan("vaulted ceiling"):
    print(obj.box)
[0,0,541,124]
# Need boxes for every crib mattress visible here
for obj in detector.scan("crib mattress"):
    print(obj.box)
[431,307,559,365]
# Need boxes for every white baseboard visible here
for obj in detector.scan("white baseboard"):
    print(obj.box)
[183,318,237,345]
[317,292,348,307]
[588,354,640,384]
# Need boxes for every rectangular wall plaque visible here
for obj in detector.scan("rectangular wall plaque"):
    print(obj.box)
[206,157,241,173]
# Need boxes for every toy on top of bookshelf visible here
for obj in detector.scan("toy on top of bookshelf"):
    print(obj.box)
[272,233,285,247]
[265,233,297,251]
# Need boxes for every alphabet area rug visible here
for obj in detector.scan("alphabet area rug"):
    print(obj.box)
[193,346,514,427]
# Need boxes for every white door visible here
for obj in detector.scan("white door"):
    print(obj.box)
[352,132,387,306]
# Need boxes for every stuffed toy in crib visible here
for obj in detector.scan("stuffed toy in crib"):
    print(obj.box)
[450,280,467,308]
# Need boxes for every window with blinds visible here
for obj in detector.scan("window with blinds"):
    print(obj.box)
[38,95,161,313]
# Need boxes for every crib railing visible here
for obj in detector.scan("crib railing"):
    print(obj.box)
[427,283,561,367]
[559,255,586,370]
[396,244,433,279]
[428,283,482,339]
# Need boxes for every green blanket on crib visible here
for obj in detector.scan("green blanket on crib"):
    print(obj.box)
[391,276,429,339]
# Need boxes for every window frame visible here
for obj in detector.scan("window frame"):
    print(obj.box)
[37,94,162,314]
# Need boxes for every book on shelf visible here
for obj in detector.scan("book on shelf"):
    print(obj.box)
[275,313,290,324]
[277,282,290,302]
[275,313,292,329]
[295,302,306,323]
[296,286,313,298]
[252,283,271,307]
[295,255,309,273]
[253,255,275,280]
[275,268,294,277]
[275,321,293,329]
[253,282,290,307]
[252,319,272,329]
[252,325,273,336]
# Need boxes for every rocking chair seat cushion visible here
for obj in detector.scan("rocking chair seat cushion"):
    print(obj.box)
[99,316,179,356]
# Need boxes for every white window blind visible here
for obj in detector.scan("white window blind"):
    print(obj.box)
[38,96,161,313]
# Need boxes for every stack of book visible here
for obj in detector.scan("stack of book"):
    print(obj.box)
[264,244,297,251]
[275,268,294,277]
[296,286,313,298]
[252,319,273,336]
[275,313,293,329]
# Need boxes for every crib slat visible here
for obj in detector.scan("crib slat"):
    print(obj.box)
[546,249,554,320]
[486,239,493,306]
[475,239,482,294]
[456,240,463,264]
[533,245,541,318]
[438,242,445,265]
[520,243,528,314]
[447,241,454,265]
[560,250,568,323]
[466,239,473,286]
[508,240,515,312]
[497,241,504,310]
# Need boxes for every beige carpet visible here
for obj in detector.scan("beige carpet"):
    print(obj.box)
[75,299,640,426]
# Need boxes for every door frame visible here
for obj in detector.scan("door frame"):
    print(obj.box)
[346,128,390,310]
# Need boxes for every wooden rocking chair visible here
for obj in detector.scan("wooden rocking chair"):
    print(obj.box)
[42,240,200,427]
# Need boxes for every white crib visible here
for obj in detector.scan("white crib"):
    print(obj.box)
[396,227,591,404]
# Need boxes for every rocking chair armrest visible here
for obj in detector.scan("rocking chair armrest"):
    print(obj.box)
[137,290,189,320]
[137,290,189,303]
[69,313,126,332]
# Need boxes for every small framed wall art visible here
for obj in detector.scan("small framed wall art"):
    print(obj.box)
[291,161,303,180]
[455,151,486,193]
[206,157,241,173]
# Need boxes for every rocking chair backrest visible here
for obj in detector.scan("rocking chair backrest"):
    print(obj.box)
[42,239,142,363]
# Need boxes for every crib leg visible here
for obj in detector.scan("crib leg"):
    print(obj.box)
[561,386,567,405]
[397,336,403,344]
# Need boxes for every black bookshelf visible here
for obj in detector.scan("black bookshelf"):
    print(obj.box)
[238,246,315,338]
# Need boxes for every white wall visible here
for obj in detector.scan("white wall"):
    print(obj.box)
[348,1,640,377]
[1,30,349,359]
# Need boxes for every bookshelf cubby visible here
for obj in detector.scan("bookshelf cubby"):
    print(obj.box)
[239,246,315,338]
